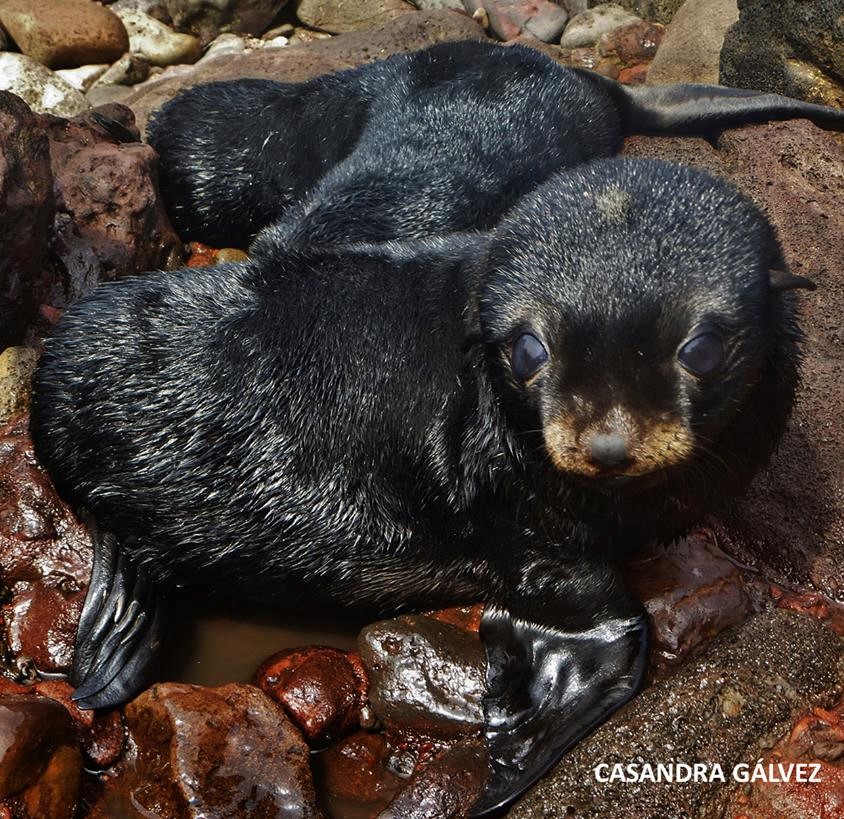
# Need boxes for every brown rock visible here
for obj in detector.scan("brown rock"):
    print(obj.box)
[0,348,38,426]
[164,0,290,44]
[597,18,663,65]
[106,682,321,818]
[255,646,369,744]
[0,416,93,677]
[509,610,844,818]
[315,731,403,815]
[0,92,54,350]
[0,0,129,70]
[295,0,417,34]
[625,527,756,671]
[379,739,488,819]
[0,694,81,819]
[124,10,487,132]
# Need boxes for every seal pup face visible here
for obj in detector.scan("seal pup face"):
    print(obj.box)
[480,158,808,495]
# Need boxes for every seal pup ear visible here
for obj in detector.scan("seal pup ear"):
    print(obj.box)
[768,269,817,292]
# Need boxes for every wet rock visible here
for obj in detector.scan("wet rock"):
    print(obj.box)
[561,3,639,49]
[587,0,684,25]
[0,348,38,426]
[315,731,404,815]
[114,8,202,67]
[255,646,369,745]
[359,614,485,742]
[296,0,417,34]
[599,17,662,64]
[646,0,737,84]
[55,64,110,93]
[625,527,756,670]
[0,54,90,117]
[124,10,486,132]
[92,53,152,87]
[0,694,81,819]
[97,682,320,818]
[728,698,844,818]
[509,610,844,817]
[0,416,93,676]
[164,0,290,43]
[379,739,488,819]
[0,0,129,70]
[720,0,844,108]
[463,0,569,42]
[424,604,483,633]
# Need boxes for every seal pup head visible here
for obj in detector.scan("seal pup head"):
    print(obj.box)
[479,158,810,501]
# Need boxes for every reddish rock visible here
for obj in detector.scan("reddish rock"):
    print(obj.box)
[379,739,489,819]
[0,92,54,350]
[464,0,568,43]
[617,62,648,83]
[359,614,485,743]
[315,731,403,815]
[0,0,129,70]
[186,241,249,267]
[0,416,92,677]
[598,18,663,65]
[255,646,369,745]
[93,682,321,818]
[424,604,483,633]
[0,694,81,819]
[625,527,756,671]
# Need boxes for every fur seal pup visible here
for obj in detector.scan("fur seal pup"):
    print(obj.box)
[148,40,844,248]
[31,157,813,813]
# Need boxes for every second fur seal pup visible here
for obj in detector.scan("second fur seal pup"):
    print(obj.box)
[148,40,844,248]
[31,158,813,813]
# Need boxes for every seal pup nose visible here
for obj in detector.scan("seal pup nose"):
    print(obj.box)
[588,432,632,469]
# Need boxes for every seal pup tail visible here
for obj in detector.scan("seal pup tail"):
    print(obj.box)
[576,69,844,134]
[70,522,165,710]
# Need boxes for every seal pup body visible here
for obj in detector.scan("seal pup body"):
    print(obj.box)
[32,158,809,812]
[149,40,844,248]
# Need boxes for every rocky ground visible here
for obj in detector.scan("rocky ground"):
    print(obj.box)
[0,0,843,817]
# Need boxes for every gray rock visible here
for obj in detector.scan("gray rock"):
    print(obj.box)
[0,54,90,116]
[720,0,844,108]
[510,610,844,818]
[561,3,639,49]
[411,0,464,7]
[113,8,202,67]
[94,53,152,87]
[647,0,737,85]
[164,0,289,42]
[359,614,485,739]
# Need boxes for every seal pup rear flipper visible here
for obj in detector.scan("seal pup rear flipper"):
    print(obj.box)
[470,558,649,816]
[578,70,844,134]
[71,526,165,710]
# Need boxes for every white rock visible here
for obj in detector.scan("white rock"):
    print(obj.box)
[0,53,90,116]
[55,63,110,92]
[113,8,202,67]
[561,3,640,49]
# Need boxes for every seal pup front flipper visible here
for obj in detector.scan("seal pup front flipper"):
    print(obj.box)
[579,70,844,134]
[71,527,165,710]
[471,554,648,815]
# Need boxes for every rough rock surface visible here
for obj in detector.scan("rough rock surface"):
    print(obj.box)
[0,348,38,426]
[164,0,290,43]
[90,683,321,818]
[0,416,93,677]
[588,0,684,24]
[509,610,844,818]
[295,0,417,34]
[463,0,570,42]
[0,694,82,818]
[125,10,487,131]
[720,0,844,108]
[561,3,639,49]
[0,0,129,70]
[114,8,202,67]
[0,53,90,117]
[626,119,844,603]
[0,92,54,350]
[646,0,738,84]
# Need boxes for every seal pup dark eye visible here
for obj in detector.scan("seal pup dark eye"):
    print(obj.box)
[678,332,724,377]
[511,333,549,381]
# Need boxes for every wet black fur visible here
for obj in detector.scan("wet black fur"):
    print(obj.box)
[148,40,844,249]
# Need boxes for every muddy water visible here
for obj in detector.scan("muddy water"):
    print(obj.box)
[160,597,367,686]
